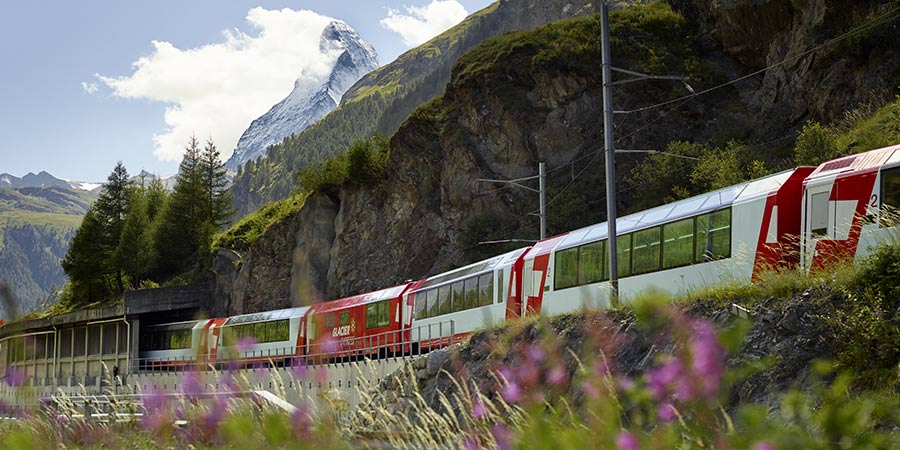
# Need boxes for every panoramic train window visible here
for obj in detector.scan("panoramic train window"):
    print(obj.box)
[881,167,900,227]
[479,273,493,306]
[663,218,694,269]
[339,312,350,326]
[632,227,661,275]
[366,300,391,329]
[325,314,336,328]
[269,320,290,342]
[605,234,632,279]
[441,281,465,314]
[697,209,732,261]
[554,247,579,290]
[465,277,479,310]
[414,291,428,320]
[436,285,449,315]
[579,241,605,285]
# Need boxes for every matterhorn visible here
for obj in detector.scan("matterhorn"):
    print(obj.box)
[226,21,379,170]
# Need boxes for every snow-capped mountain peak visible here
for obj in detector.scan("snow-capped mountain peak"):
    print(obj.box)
[225,20,379,170]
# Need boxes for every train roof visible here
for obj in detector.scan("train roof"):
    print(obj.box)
[311,283,412,314]
[413,247,530,291]
[541,168,803,254]
[223,306,311,326]
[805,144,900,183]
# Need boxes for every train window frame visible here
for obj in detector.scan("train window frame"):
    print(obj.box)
[578,240,605,285]
[479,273,493,307]
[339,311,350,326]
[632,226,661,275]
[366,300,391,329]
[696,208,732,261]
[465,277,479,310]
[415,291,428,320]
[554,246,579,290]
[663,217,695,269]
[325,314,336,329]
[880,166,900,227]
[450,280,466,314]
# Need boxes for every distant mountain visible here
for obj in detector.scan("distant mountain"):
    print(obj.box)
[0,185,96,317]
[0,171,101,192]
[229,0,597,217]
[132,170,177,191]
[225,20,379,170]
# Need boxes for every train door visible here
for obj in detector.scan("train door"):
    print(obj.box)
[803,182,834,270]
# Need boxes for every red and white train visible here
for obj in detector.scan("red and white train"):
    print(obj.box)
[138,144,900,366]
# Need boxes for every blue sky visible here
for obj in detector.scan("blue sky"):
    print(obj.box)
[0,1,492,182]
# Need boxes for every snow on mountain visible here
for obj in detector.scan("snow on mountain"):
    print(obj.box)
[225,21,379,170]
[0,171,101,191]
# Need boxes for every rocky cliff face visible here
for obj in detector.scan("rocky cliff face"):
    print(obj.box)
[215,0,900,313]
[225,21,379,171]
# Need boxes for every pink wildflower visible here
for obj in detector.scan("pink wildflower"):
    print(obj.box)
[491,423,511,450]
[615,431,638,450]
[753,442,777,450]
[658,402,677,423]
[472,400,487,419]
[501,381,522,404]
[547,365,567,385]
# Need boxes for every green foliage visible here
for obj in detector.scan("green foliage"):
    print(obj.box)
[830,243,900,386]
[296,135,391,195]
[691,140,769,191]
[793,96,900,165]
[213,194,308,253]
[627,140,769,213]
[794,121,840,166]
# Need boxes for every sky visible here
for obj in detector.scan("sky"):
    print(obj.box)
[0,0,492,182]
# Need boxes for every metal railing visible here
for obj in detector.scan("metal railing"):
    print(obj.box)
[132,320,457,373]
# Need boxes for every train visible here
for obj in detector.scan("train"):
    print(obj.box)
[138,143,900,367]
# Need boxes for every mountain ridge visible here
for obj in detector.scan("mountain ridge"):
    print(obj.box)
[225,20,379,171]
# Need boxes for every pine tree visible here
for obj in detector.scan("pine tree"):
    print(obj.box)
[155,135,206,277]
[61,209,113,304]
[93,162,132,295]
[200,138,234,229]
[114,186,153,289]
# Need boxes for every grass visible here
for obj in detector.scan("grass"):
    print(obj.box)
[212,193,308,253]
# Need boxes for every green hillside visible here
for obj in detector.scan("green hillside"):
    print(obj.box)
[0,187,95,316]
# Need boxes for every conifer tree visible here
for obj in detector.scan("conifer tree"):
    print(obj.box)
[200,137,234,229]
[93,162,132,294]
[155,135,206,277]
[114,186,153,289]
[61,209,112,304]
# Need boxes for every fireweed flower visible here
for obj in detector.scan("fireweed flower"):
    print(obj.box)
[547,365,567,385]
[181,371,205,400]
[658,402,677,423]
[5,367,25,387]
[472,400,487,419]
[647,358,684,400]
[292,359,308,380]
[753,442,777,450]
[236,336,258,354]
[501,381,522,404]
[491,423,512,450]
[689,320,725,400]
[464,437,479,450]
[291,404,312,439]
[615,431,639,450]
[526,343,545,363]
[580,381,600,399]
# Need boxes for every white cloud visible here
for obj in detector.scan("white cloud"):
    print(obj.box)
[380,0,468,47]
[81,82,98,94]
[97,8,341,162]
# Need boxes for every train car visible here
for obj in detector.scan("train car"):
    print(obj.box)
[522,167,815,314]
[306,284,415,359]
[406,247,531,349]
[212,306,311,366]
[801,144,900,272]
[138,320,210,369]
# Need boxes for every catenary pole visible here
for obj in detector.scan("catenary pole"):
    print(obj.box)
[601,2,619,306]
[539,162,547,240]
